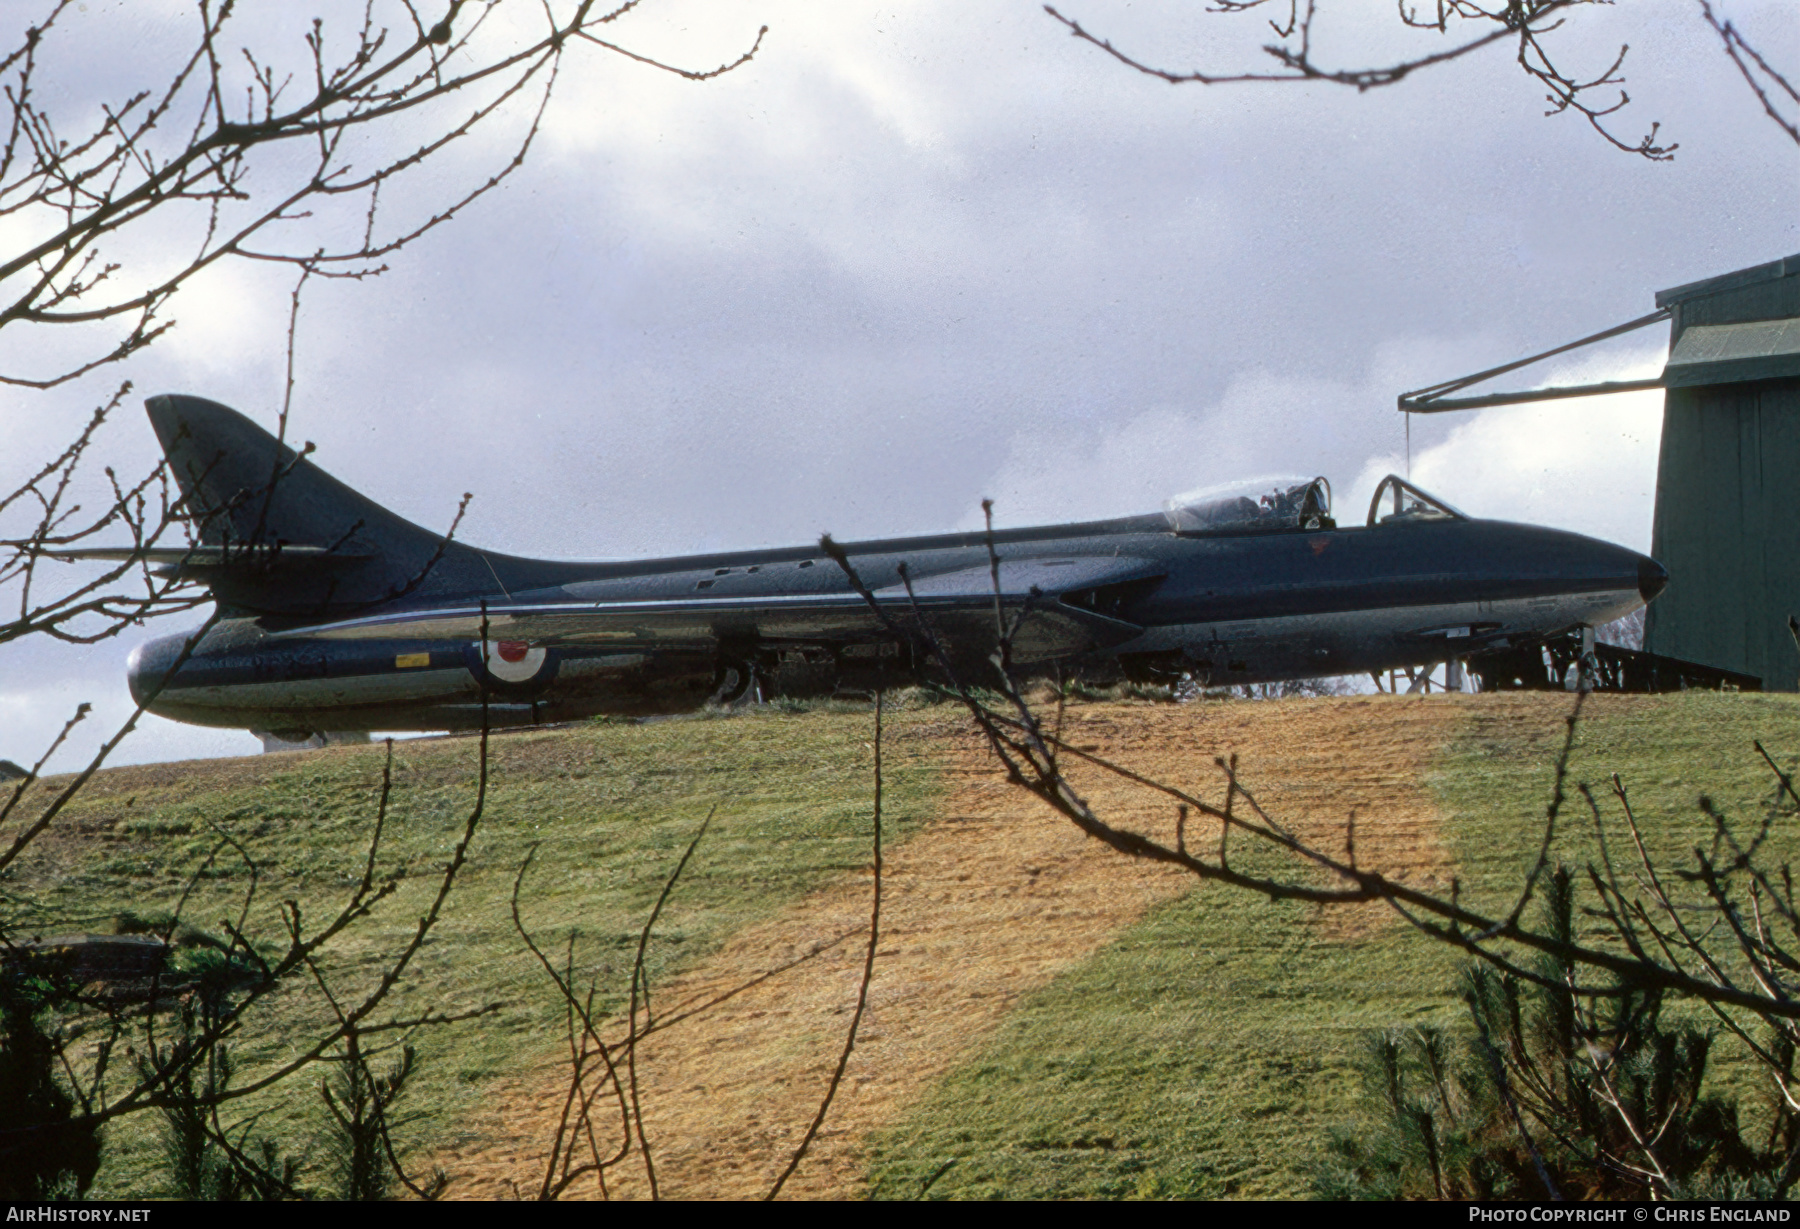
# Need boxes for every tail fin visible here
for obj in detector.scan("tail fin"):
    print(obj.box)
[147,394,500,616]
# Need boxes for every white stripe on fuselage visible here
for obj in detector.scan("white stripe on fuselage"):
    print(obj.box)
[1119,589,1642,678]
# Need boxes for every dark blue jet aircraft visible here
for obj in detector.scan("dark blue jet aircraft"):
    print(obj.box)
[113,396,1665,739]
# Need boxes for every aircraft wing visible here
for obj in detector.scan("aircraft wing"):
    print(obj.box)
[272,555,1160,662]
[884,556,1149,599]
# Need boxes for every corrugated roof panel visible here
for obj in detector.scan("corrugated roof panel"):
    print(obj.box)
[1663,317,1800,387]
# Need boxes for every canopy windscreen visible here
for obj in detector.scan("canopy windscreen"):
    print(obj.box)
[1164,476,1331,535]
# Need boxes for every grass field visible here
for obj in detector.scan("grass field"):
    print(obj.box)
[863,692,1800,1199]
[13,690,1800,1198]
[13,702,947,1198]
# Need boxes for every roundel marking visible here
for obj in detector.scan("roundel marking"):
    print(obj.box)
[479,639,549,683]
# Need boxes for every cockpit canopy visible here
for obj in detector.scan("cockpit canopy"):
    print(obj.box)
[1160,474,1467,535]
[1365,475,1467,527]
[1164,476,1333,536]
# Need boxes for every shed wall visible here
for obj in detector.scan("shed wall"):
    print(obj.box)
[1645,377,1800,689]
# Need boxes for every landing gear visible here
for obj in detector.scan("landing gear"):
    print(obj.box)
[251,729,370,753]
[1564,626,1599,692]
[709,659,759,706]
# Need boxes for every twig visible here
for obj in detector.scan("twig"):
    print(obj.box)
[766,686,885,1199]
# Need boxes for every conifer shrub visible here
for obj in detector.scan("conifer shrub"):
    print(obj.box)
[1315,870,1791,1200]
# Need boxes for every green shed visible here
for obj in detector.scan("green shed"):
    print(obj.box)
[1400,252,1800,690]
[1643,254,1800,689]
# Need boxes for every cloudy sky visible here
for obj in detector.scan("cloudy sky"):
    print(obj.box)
[3,0,1796,769]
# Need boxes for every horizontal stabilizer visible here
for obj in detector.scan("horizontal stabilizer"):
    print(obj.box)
[42,543,373,578]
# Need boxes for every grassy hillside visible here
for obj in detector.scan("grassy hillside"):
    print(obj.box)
[864,692,1800,1199]
[15,691,1798,1198]
[12,703,945,1198]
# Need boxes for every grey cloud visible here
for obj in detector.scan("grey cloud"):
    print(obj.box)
[3,0,1796,769]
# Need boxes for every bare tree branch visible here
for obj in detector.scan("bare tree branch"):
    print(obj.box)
[1039,0,1800,159]
[0,1,767,387]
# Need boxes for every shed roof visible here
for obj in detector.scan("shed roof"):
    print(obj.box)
[1656,252,1800,386]
[1656,252,1800,309]
[1664,318,1800,388]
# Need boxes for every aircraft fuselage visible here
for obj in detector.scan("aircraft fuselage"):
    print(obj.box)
[128,493,1662,735]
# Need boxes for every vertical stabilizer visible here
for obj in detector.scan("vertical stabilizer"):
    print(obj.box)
[146,394,500,615]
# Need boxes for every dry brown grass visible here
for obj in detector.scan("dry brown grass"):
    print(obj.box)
[446,694,1466,1199]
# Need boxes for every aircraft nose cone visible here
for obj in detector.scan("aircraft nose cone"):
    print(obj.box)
[1638,555,1669,604]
